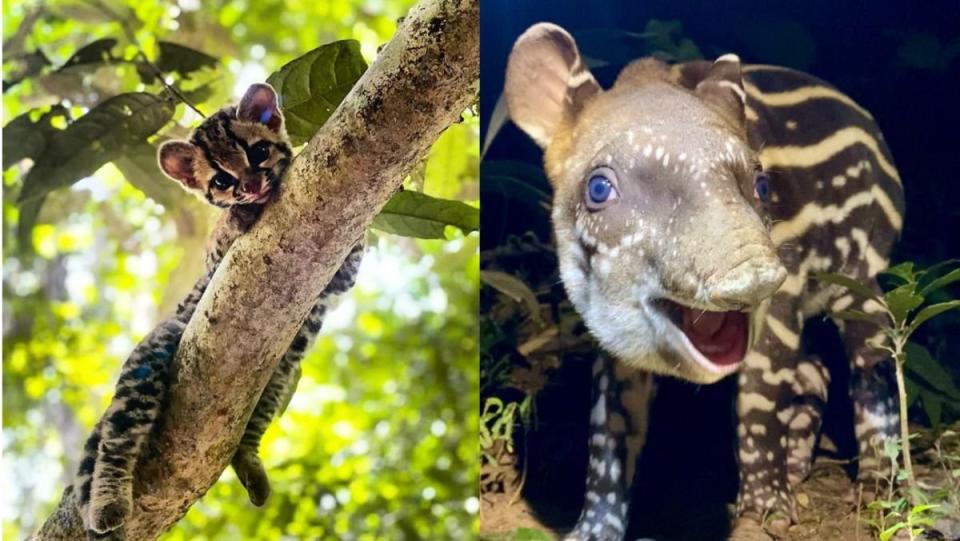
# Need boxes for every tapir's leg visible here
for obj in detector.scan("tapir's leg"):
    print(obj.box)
[733,298,805,537]
[565,356,655,541]
[835,286,898,497]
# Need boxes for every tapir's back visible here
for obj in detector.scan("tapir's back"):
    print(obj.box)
[678,61,905,310]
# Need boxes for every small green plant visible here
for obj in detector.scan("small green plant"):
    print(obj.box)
[861,438,941,541]
[817,260,960,486]
[817,261,960,540]
[480,396,530,460]
[480,394,534,501]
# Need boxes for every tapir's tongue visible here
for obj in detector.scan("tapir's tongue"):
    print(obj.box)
[680,307,748,366]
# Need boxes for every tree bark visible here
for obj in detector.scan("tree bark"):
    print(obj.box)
[33,0,478,537]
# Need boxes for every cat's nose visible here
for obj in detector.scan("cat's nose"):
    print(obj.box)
[240,180,259,194]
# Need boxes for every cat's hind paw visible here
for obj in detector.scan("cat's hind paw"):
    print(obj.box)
[88,498,129,535]
[232,450,271,506]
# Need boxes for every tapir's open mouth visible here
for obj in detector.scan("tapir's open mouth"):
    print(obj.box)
[654,299,749,373]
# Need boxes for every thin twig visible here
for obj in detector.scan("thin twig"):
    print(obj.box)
[85,0,206,117]
[855,481,862,541]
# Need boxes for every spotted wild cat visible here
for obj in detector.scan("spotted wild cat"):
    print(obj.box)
[46,84,365,541]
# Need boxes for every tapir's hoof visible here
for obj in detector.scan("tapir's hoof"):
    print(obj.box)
[728,517,775,541]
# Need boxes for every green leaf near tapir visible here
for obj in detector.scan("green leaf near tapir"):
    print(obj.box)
[884,283,924,325]
[813,271,879,302]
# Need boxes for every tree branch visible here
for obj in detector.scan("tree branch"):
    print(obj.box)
[33,0,478,537]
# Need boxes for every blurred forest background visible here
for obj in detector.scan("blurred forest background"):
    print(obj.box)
[2,0,479,539]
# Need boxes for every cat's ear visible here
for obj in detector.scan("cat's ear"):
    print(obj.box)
[238,83,283,132]
[158,141,201,190]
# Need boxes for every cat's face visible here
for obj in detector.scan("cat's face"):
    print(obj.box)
[158,83,293,208]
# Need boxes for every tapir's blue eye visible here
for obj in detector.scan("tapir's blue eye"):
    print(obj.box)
[754,172,771,202]
[589,176,611,201]
[585,168,619,210]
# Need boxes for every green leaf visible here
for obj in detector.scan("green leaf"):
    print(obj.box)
[884,283,923,325]
[920,390,944,427]
[154,41,218,77]
[424,124,470,195]
[17,93,175,203]
[880,261,915,283]
[371,191,478,239]
[883,438,901,461]
[181,83,214,105]
[56,38,117,71]
[919,268,960,297]
[909,300,960,334]
[480,270,542,323]
[831,309,879,324]
[905,378,921,407]
[813,271,878,302]
[16,196,45,254]
[880,522,906,541]
[916,258,960,279]
[2,107,68,170]
[905,342,960,400]
[509,528,554,541]
[266,40,367,146]
[910,504,940,516]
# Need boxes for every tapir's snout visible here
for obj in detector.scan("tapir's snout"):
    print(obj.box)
[709,250,787,309]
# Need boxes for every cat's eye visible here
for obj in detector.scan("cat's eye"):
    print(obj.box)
[248,142,272,166]
[212,172,236,191]
[584,167,620,210]
[754,172,771,202]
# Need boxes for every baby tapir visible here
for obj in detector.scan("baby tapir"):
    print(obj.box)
[504,23,904,540]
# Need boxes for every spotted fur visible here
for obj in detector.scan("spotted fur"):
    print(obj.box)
[505,23,904,539]
[56,84,365,540]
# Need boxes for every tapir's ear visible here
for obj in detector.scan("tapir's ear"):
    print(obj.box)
[158,141,201,190]
[238,83,283,132]
[504,23,601,148]
[695,54,747,129]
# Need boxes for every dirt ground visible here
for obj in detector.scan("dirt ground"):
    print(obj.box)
[481,456,857,540]
[480,428,960,541]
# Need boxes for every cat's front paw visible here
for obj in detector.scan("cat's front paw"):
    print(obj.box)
[88,497,130,535]
[232,450,271,506]
[87,526,126,541]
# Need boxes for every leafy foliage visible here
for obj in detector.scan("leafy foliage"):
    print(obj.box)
[154,41,218,78]
[266,40,368,146]
[373,190,479,239]
[816,263,960,537]
[2,0,479,539]
[16,93,175,203]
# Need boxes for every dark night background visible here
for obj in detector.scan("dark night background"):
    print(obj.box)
[480,1,960,539]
